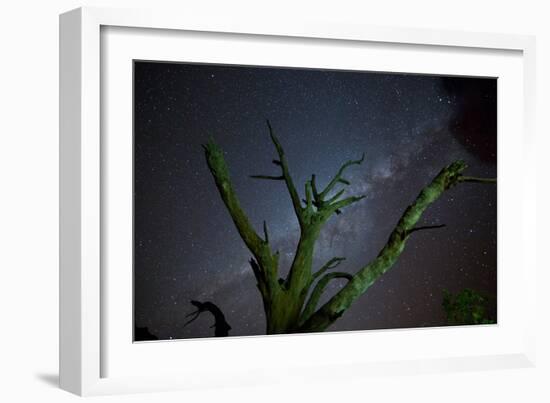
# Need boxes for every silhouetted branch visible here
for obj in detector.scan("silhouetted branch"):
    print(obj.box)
[406,224,446,237]
[134,326,158,341]
[305,180,313,211]
[183,300,232,337]
[250,174,285,181]
[458,176,497,184]
[262,221,269,243]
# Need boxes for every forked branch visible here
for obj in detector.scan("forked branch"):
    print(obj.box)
[319,153,365,200]
[251,120,304,223]
[312,257,346,281]
[299,160,497,332]
[299,272,354,326]
[308,153,367,217]
[204,124,496,335]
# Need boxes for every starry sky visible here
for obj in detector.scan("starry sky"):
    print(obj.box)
[133,61,497,341]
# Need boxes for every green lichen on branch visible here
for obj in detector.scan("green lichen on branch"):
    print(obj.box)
[298,161,495,332]
[299,271,353,326]
[203,122,496,334]
[203,139,282,331]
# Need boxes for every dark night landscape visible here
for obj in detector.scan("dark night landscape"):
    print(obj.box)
[133,61,497,341]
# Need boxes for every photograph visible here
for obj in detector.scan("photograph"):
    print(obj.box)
[133,61,497,341]
[2,0,545,400]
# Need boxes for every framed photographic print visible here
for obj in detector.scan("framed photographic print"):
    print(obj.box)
[133,61,498,341]
[60,7,537,396]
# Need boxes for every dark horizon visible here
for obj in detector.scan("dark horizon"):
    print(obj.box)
[133,61,497,341]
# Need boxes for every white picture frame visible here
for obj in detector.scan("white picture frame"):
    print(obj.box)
[59,6,537,396]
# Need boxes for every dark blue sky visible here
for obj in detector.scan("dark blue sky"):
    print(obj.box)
[133,61,497,340]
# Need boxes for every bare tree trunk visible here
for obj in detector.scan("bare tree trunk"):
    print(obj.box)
[203,121,496,334]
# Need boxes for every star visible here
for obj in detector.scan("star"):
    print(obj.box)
[133,61,497,340]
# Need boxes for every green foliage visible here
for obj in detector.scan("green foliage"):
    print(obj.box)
[442,289,496,325]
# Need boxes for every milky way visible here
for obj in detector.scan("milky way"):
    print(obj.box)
[133,61,497,340]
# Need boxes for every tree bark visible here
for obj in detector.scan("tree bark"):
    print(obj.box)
[298,161,496,332]
[203,122,496,334]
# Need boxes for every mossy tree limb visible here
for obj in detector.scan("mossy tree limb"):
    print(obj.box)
[312,257,346,281]
[299,271,354,326]
[204,141,282,331]
[203,122,496,334]
[298,161,495,332]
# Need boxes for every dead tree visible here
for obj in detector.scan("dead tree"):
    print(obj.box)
[183,300,232,337]
[203,120,496,334]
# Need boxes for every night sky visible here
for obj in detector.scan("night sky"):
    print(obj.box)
[133,61,497,341]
